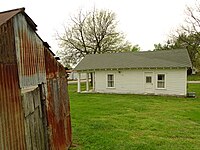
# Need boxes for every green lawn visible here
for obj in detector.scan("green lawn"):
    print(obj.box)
[188,74,200,81]
[69,84,200,150]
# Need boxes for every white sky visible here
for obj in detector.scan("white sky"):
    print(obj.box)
[0,0,197,52]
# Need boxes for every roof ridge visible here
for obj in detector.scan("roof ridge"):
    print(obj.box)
[0,7,25,14]
[135,49,186,53]
[85,49,186,57]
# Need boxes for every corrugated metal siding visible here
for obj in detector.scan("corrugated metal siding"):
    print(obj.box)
[45,48,72,149]
[58,63,72,147]
[13,13,46,88]
[0,64,26,150]
[0,19,16,64]
[1,10,71,150]
[59,75,72,147]
[0,19,26,149]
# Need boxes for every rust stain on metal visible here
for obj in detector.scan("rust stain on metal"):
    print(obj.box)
[45,47,72,149]
[0,8,72,149]
[0,64,26,150]
[14,13,46,88]
[0,20,16,64]
[0,17,26,149]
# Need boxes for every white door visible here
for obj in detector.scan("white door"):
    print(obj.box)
[144,72,154,94]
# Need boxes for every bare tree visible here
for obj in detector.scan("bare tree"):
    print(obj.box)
[180,2,200,69]
[183,2,200,38]
[57,8,135,67]
[162,2,200,70]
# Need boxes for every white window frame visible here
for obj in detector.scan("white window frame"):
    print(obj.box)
[107,73,115,88]
[156,73,166,89]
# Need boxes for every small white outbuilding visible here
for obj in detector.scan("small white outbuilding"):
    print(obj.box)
[74,49,192,96]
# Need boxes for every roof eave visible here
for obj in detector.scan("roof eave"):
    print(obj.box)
[22,11,37,31]
[75,66,190,72]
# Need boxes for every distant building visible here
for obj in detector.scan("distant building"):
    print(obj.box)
[67,70,88,80]
[75,49,192,96]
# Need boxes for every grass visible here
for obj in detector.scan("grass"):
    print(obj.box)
[188,74,200,81]
[188,84,200,97]
[69,84,200,150]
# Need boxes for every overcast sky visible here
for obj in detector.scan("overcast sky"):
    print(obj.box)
[0,0,197,53]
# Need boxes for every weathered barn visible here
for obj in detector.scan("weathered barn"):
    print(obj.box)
[0,8,71,149]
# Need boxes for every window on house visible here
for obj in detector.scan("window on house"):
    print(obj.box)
[157,74,165,88]
[146,76,152,83]
[107,74,114,88]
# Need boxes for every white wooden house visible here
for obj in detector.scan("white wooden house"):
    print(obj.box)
[74,49,192,96]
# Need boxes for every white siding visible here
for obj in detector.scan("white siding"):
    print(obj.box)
[154,69,187,96]
[94,68,187,96]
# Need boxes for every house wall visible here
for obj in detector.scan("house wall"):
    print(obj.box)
[94,68,187,96]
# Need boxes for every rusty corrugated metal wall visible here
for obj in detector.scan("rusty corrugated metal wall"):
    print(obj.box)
[13,13,46,88]
[45,47,72,149]
[0,8,71,150]
[0,18,26,149]
[13,13,48,150]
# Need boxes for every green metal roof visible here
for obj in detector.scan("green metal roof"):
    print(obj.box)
[74,49,192,71]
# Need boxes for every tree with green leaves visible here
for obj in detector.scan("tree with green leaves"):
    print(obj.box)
[154,2,200,70]
[153,33,200,70]
[57,8,138,67]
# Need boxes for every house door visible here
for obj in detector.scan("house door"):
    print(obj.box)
[144,72,154,94]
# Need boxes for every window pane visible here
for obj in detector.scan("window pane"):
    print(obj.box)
[158,74,164,81]
[108,81,114,87]
[108,74,113,81]
[111,81,114,87]
[108,81,111,87]
[157,81,164,88]
[108,75,111,80]
[157,74,165,88]
[111,76,113,81]
[146,76,152,83]
[107,74,114,87]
